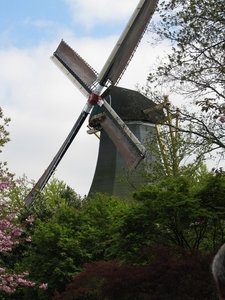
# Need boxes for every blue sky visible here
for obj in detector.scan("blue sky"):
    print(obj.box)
[1,0,69,47]
[0,0,135,48]
[0,0,165,196]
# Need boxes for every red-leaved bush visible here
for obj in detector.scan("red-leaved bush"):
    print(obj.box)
[54,247,218,300]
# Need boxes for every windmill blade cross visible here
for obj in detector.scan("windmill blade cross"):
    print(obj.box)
[50,34,149,169]
[25,0,158,205]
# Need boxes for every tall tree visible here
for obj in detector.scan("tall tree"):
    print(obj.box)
[146,0,225,162]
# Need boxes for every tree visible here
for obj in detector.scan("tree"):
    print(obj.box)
[106,172,225,264]
[149,0,225,103]
[0,107,10,154]
[143,94,209,183]
[196,168,225,251]
[0,107,13,183]
[119,92,210,193]
[0,107,47,297]
[18,192,129,299]
[22,206,86,299]
[0,177,47,295]
[81,193,129,261]
[0,177,85,300]
[146,0,225,162]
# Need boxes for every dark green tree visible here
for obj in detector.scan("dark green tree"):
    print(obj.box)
[106,172,225,264]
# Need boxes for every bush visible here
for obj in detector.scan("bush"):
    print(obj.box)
[54,247,218,300]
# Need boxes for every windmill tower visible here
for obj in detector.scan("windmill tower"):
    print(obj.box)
[88,86,163,197]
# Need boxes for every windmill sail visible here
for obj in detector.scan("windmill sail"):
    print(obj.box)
[25,105,91,205]
[101,101,146,169]
[51,40,98,97]
[97,0,159,86]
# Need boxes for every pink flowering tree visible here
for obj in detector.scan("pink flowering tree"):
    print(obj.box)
[0,107,47,294]
[0,176,47,293]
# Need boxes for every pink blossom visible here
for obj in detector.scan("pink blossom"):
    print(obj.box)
[39,283,48,290]
[7,276,13,282]
[11,228,23,237]
[15,178,23,184]
[0,177,48,293]
[0,180,13,191]
[25,215,34,225]
[0,272,36,292]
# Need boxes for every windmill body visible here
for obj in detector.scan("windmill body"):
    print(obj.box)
[25,0,159,205]
[88,122,156,197]
[88,86,163,197]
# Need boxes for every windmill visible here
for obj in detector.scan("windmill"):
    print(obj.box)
[25,0,159,205]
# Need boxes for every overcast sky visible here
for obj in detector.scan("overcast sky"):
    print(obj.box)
[0,0,169,196]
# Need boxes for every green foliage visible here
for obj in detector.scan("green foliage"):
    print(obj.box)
[0,107,13,183]
[0,107,10,153]
[2,168,223,299]
[0,174,84,299]
[21,178,83,222]
[17,193,129,299]
[106,172,225,263]
[196,170,225,251]
[38,177,68,207]
[1,175,32,209]
[20,205,88,299]
[81,193,129,261]
[60,185,82,209]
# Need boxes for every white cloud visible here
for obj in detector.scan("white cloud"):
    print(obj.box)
[32,19,55,29]
[64,0,139,29]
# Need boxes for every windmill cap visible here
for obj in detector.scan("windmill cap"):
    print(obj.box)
[89,86,164,126]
